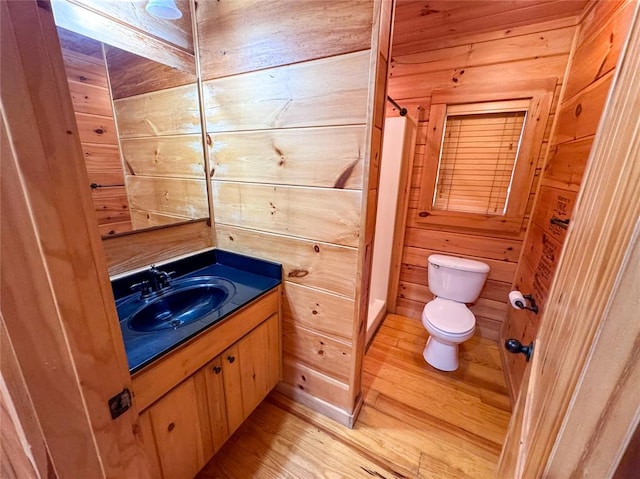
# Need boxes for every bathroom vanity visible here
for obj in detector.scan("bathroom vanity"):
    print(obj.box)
[112,249,282,478]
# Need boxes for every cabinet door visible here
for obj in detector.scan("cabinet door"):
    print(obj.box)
[238,313,280,417]
[203,356,229,452]
[221,343,244,435]
[147,377,208,479]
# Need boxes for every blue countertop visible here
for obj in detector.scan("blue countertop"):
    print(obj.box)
[112,249,281,373]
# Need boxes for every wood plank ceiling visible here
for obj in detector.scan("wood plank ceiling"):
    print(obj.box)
[392,0,589,56]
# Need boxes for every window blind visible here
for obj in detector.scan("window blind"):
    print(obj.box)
[433,110,527,215]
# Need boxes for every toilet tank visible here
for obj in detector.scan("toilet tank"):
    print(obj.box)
[428,254,490,303]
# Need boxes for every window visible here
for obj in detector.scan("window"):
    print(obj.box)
[417,87,553,234]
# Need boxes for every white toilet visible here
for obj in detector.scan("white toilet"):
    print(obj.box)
[421,254,490,371]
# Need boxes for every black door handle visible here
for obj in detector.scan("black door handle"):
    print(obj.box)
[505,339,534,362]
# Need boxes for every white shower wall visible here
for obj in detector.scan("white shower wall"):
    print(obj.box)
[367,116,416,345]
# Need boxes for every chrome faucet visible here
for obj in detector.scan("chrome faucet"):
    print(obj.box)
[130,265,175,298]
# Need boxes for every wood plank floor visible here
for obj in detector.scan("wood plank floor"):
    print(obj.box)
[197,314,512,479]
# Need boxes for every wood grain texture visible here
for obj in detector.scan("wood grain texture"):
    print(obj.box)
[392,0,586,56]
[125,176,208,219]
[2,2,148,475]
[103,220,213,276]
[58,27,131,233]
[216,225,358,299]
[209,126,366,188]
[499,3,640,473]
[198,0,383,422]
[121,135,205,179]
[106,46,196,100]
[198,313,510,479]
[388,14,575,334]
[114,83,201,138]
[282,322,352,383]
[197,0,373,80]
[282,282,355,342]
[500,0,634,400]
[91,186,130,224]
[81,143,125,186]
[146,377,208,479]
[202,51,370,132]
[212,182,361,248]
[51,0,195,73]
[0,319,50,479]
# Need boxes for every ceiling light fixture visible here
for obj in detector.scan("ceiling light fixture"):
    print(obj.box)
[145,0,182,20]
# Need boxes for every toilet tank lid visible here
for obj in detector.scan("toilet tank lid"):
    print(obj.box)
[428,254,490,273]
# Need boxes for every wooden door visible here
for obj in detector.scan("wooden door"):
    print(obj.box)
[1,1,149,477]
[498,4,640,476]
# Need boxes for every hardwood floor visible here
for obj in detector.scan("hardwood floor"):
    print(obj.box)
[197,314,512,478]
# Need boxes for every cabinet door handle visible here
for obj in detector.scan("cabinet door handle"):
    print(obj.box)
[213,366,222,374]
[227,355,235,364]
[167,422,175,432]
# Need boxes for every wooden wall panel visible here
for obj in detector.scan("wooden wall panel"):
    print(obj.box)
[386,15,577,336]
[392,0,586,57]
[105,47,197,100]
[282,282,355,343]
[120,135,205,179]
[202,52,369,133]
[500,0,635,401]
[58,28,131,235]
[212,182,361,248]
[111,79,207,231]
[197,0,374,81]
[215,225,358,299]
[209,126,366,188]
[198,0,384,423]
[103,220,213,276]
[113,84,201,138]
[126,176,208,220]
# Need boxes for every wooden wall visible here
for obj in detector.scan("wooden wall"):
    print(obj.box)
[107,51,209,230]
[501,0,635,400]
[198,0,389,423]
[386,16,580,339]
[58,28,132,236]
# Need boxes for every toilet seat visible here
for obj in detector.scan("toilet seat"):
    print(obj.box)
[423,298,475,335]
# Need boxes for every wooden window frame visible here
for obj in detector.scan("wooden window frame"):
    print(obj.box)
[416,81,555,234]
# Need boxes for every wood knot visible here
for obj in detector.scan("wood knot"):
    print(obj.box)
[574,104,582,117]
[418,211,429,217]
[313,245,320,253]
[94,128,104,135]
[288,269,309,278]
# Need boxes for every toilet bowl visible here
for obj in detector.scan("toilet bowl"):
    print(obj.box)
[421,254,489,371]
[422,298,475,371]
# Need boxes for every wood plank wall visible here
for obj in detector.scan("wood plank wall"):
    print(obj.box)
[197,0,387,423]
[107,51,209,230]
[501,0,635,401]
[58,27,133,236]
[386,16,580,340]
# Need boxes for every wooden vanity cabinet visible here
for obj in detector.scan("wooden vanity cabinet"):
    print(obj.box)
[134,290,281,479]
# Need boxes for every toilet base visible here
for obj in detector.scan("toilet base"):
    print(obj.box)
[423,336,459,371]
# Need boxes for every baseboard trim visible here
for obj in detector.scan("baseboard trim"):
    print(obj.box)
[275,381,362,429]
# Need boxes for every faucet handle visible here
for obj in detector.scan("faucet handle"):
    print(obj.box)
[130,280,153,298]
